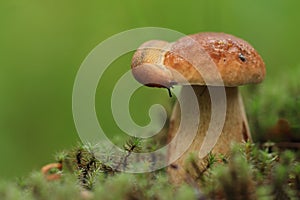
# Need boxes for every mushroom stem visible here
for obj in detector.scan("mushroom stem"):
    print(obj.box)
[167,85,251,185]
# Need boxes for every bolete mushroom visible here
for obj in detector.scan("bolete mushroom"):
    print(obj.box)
[131,32,265,184]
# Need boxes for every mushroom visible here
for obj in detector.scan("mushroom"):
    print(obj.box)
[41,163,62,181]
[131,32,265,184]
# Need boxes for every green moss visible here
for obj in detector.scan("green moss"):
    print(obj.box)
[1,139,300,200]
[243,65,300,141]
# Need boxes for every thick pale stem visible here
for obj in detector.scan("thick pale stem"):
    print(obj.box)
[167,85,251,185]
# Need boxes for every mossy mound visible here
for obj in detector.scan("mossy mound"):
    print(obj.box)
[1,139,300,200]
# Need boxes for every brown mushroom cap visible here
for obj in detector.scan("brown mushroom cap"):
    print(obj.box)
[131,32,265,87]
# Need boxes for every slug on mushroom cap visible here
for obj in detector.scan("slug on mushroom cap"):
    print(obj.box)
[131,32,265,88]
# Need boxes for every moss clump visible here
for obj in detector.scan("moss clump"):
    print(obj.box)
[243,65,300,142]
[1,139,300,200]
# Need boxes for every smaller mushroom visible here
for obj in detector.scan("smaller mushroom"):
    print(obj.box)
[131,32,265,184]
[41,163,62,181]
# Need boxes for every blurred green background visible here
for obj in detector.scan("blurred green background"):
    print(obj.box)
[0,0,299,180]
